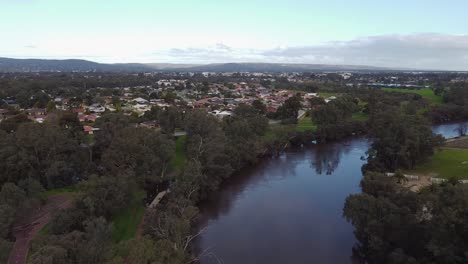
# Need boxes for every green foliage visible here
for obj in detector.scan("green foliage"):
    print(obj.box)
[78,174,135,219]
[169,135,187,171]
[111,190,145,242]
[276,95,302,123]
[311,95,359,126]
[46,101,56,112]
[296,117,316,132]
[344,172,468,264]
[102,127,175,184]
[382,88,443,105]
[366,109,444,171]
[0,113,31,133]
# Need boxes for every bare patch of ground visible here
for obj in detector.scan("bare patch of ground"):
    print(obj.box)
[402,174,438,192]
[445,136,468,149]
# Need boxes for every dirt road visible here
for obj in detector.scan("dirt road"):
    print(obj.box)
[8,194,72,264]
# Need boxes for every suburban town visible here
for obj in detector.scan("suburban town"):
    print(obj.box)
[2,1,468,264]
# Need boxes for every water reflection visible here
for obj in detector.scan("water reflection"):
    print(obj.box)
[194,122,466,264]
[195,138,369,264]
[310,141,353,175]
[432,121,468,139]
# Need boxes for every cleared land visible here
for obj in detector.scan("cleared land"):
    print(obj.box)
[296,117,316,132]
[407,148,468,179]
[111,190,146,242]
[169,135,187,171]
[382,88,443,105]
[446,137,468,149]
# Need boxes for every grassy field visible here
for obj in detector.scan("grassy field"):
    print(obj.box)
[382,88,443,105]
[407,148,468,179]
[111,190,146,242]
[296,117,317,132]
[318,92,340,98]
[351,112,368,122]
[40,185,77,200]
[262,123,295,141]
[169,135,187,171]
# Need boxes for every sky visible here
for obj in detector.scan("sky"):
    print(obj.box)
[1,0,468,70]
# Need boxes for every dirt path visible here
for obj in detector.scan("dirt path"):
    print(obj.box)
[403,175,433,192]
[134,190,168,238]
[8,194,73,264]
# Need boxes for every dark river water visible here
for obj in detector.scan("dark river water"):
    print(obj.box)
[195,122,465,264]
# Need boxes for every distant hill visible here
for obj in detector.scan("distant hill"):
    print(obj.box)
[173,62,397,72]
[0,57,404,73]
[0,57,152,72]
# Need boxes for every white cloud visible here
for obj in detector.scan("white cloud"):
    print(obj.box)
[3,33,468,70]
[145,33,468,70]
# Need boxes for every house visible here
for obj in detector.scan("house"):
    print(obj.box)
[133,97,149,105]
[140,121,159,129]
[210,110,233,119]
[79,114,98,122]
[105,105,116,112]
[88,104,105,113]
[26,108,46,116]
[28,115,46,123]
[305,93,318,98]
[133,104,151,112]
[83,125,100,135]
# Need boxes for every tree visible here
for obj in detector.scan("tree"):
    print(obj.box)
[14,123,81,187]
[308,97,326,108]
[159,106,182,134]
[276,95,302,123]
[365,109,444,171]
[102,127,175,184]
[29,245,69,264]
[344,173,468,264]
[393,170,407,184]
[184,110,232,196]
[46,101,56,112]
[251,100,267,115]
[79,174,134,218]
[0,113,31,133]
[454,123,468,137]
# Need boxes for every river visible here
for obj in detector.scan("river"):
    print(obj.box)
[194,122,467,264]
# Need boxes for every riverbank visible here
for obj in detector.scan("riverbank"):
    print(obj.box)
[193,121,465,264]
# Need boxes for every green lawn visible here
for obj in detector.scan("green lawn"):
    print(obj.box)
[170,135,187,171]
[40,185,77,200]
[111,190,146,242]
[407,148,468,179]
[318,92,340,98]
[352,112,369,122]
[296,117,317,132]
[382,88,443,105]
[262,123,295,142]
[262,127,276,141]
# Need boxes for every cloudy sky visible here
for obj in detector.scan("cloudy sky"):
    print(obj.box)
[1,0,468,70]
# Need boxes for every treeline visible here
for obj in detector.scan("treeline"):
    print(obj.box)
[344,173,468,264]
[0,103,269,263]
[430,85,468,123]
[341,84,468,263]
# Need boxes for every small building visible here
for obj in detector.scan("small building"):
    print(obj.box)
[140,121,159,129]
[83,125,100,135]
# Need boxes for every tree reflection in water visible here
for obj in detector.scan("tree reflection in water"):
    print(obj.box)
[310,141,352,175]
